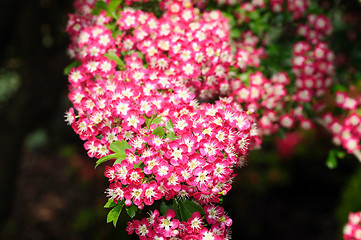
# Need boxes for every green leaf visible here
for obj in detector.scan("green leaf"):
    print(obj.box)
[112,29,123,39]
[160,201,171,216]
[165,119,174,132]
[107,202,124,227]
[152,126,166,138]
[104,199,117,208]
[173,198,181,220]
[144,115,152,129]
[223,12,236,27]
[303,103,315,118]
[336,150,346,159]
[277,128,286,139]
[91,8,102,16]
[152,115,163,125]
[95,140,131,168]
[145,114,163,128]
[105,23,117,32]
[182,199,205,215]
[332,83,347,93]
[95,153,118,168]
[166,131,176,141]
[95,0,108,10]
[230,28,241,39]
[64,61,81,75]
[126,204,138,218]
[178,199,205,222]
[104,51,125,70]
[109,139,130,153]
[326,150,338,169]
[108,0,122,13]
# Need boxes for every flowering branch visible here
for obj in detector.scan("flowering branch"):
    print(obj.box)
[314,117,361,163]
[64,0,361,239]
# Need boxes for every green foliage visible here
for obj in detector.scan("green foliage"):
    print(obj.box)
[160,200,173,216]
[104,199,117,208]
[144,114,162,128]
[106,201,124,227]
[248,10,272,37]
[64,61,81,75]
[95,140,131,168]
[92,0,122,18]
[125,204,138,218]
[150,119,177,140]
[177,199,205,222]
[302,103,315,119]
[159,198,205,222]
[337,165,361,224]
[104,51,126,70]
[165,119,176,141]
[152,126,166,138]
[326,149,345,169]
[332,83,347,93]
[326,150,338,169]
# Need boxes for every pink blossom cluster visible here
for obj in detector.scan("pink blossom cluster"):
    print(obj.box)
[65,1,260,237]
[65,0,361,238]
[297,14,332,44]
[323,113,361,153]
[344,211,361,240]
[66,0,258,207]
[336,91,361,111]
[127,205,232,240]
[287,0,310,19]
[104,98,257,208]
[269,0,283,12]
[114,2,233,100]
[230,71,313,135]
[292,41,334,101]
[234,31,266,71]
[231,0,308,18]
[236,0,309,19]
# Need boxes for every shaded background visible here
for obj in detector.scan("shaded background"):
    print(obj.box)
[0,0,361,239]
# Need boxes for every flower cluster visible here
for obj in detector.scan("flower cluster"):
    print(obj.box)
[127,205,232,240]
[292,41,334,101]
[344,211,361,240]
[286,0,310,19]
[323,112,361,153]
[65,0,261,238]
[65,0,361,238]
[230,71,312,135]
[234,31,266,71]
[336,91,361,111]
[104,98,257,209]
[115,2,233,100]
[225,0,309,18]
[297,14,332,44]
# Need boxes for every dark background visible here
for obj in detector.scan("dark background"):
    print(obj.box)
[0,0,361,239]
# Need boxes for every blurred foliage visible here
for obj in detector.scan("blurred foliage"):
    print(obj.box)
[0,70,20,106]
[337,165,361,225]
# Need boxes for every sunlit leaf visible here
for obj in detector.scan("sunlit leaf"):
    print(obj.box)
[95,140,131,168]
[104,199,117,208]
[107,202,124,227]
